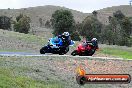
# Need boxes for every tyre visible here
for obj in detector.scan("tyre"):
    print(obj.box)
[59,48,65,55]
[64,47,69,54]
[58,46,68,55]
[71,50,78,56]
[40,47,46,54]
[59,52,64,55]
[88,49,95,56]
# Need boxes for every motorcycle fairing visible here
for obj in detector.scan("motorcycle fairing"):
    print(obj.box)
[49,37,63,46]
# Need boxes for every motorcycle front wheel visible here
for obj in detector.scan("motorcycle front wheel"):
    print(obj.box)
[58,47,65,55]
[40,47,46,54]
[64,47,69,54]
[71,50,78,56]
[88,49,95,56]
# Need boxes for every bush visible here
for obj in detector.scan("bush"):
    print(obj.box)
[14,14,30,34]
[71,31,81,41]
[81,16,102,40]
[51,9,75,35]
[126,37,132,47]
[0,16,11,30]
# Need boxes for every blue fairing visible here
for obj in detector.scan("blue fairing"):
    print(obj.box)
[70,40,75,46]
[49,37,63,46]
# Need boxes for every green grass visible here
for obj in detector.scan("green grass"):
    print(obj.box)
[0,68,63,88]
[99,47,132,59]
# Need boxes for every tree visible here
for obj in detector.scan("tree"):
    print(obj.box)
[104,25,114,45]
[45,20,51,28]
[39,18,43,27]
[14,14,30,34]
[118,17,132,46]
[100,25,107,44]
[81,16,102,40]
[128,17,132,34]
[51,9,75,35]
[92,10,98,18]
[108,17,118,45]
[75,22,82,35]
[113,10,125,20]
[16,14,23,22]
[107,10,132,46]
[0,16,11,30]
[71,31,81,41]
[121,17,131,36]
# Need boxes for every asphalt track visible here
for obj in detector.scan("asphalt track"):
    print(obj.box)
[0,52,131,60]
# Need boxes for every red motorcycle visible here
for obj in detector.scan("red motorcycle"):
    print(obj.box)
[71,42,98,56]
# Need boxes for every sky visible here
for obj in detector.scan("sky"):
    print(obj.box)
[0,0,130,13]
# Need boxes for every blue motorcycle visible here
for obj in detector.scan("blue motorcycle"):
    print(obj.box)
[40,37,74,55]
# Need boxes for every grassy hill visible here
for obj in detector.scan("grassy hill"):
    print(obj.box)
[0,5,88,27]
[0,29,50,53]
[0,5,89,37]
[0,5,132,27]
[97,5,132,24]
[1,5,132,34]
[98,5,132,16]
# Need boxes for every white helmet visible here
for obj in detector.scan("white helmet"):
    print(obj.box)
[62,32,69,36]
[91,38,97,41]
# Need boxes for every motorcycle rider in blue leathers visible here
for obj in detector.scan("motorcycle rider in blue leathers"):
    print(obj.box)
[58,32,71,47]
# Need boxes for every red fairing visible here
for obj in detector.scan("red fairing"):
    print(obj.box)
[77,44,92,53]
[78,45,85,53]
[86,45,92,50]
